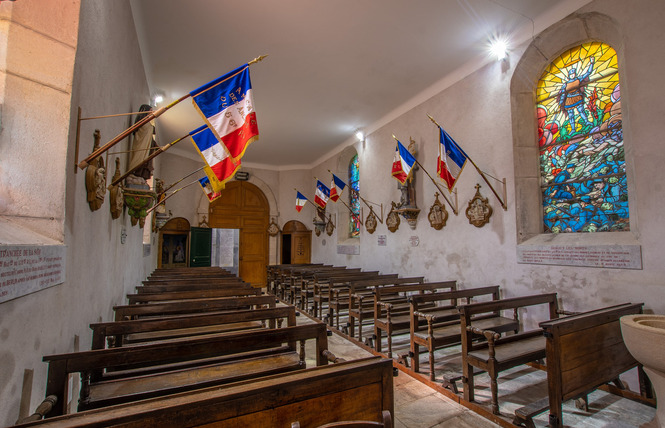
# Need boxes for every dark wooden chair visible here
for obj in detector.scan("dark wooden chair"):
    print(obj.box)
[459,293,560,415]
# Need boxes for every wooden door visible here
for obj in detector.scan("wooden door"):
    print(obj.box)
[209,181,269,286]
[190,227,212,267]
[282,221,311,264]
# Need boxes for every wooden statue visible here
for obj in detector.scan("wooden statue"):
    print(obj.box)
[85,129,106,212]
[109,157,124,219]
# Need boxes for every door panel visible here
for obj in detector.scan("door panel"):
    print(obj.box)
[209,181,269,286]
[190,227,212,267]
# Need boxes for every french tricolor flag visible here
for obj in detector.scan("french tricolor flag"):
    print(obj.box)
[314,180,330,209]
[329,174,347,202]
[295,191,308,212]
[391,140,416,184]
[190,125,240,187]
[437,127,467,191]
[190,64,259,162]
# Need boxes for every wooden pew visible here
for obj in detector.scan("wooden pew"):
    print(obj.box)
[42,323,331,415]
[373,281,457,357]
[298,267,364,312]
[409,286,519,379]
[135,280,251,294]
[16,357,394,427]
[113,295,276,321]
[90,306,298,349]
[346,277,425,340]
[513,302,644,428]
[126,287,261,305]
[267,263,321,295]
[459,293,559,415]
[140,276,247,286]
[311,271,380,320]
[281,265,340,304]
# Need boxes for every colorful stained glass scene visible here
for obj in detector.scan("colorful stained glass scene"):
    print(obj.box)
[537,42,628,233]
[349,154,361,237]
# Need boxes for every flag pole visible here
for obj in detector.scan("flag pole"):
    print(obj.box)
[392,134,458,216]
[109,133,189,187]
[162,166,205,194]
[427,114,507,210]
[79,54,268,170]
[146,178,199,215]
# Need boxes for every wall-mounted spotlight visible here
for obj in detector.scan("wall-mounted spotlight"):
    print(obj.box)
[152,92,165,106]
[489,37,508,61]
[355,130,365,142]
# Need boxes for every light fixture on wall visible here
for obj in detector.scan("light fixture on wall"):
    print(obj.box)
[152,91,165,106]
[488,36,509,61]
[355,129,365,142]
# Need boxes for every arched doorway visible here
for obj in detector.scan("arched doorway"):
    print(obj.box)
[158,217,191,268]
[281,220,312,264]
[209,181,269,286]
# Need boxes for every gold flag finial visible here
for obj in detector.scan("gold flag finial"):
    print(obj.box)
[248,55,268,66]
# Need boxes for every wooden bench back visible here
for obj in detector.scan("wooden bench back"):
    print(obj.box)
[20,357,393,427]
[127,287,261,304]
[90,306,298,349]
[113,295,276,321]
[539,302,642,403]
[42,323,330,416]
[136,282,253,294]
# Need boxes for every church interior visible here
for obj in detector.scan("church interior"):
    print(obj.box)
[1,0,665,426]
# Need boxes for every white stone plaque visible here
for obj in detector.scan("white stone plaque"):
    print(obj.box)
[337,245,360,255]
[517,244,642,269]
[0,245,66,303]
[377,235,387,246]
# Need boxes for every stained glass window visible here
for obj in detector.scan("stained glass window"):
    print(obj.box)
[349,154,361,237]
[537,42,628,233]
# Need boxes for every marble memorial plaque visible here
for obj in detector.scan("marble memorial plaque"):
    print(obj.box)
[517,244,642,269]
[0,245,66,303]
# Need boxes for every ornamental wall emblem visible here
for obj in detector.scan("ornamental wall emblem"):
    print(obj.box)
[428,193,448,230]
[466,184,493,228]
[386,203,401,233]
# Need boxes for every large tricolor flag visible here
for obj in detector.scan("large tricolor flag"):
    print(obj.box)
[329,174,347,202]
[437,127,468,191]
[314,180,330,209]
[198,176,222,202]
[295,191,308,212]
[190,64,259,162]
[391,139,416,184]
[190,125,240,187]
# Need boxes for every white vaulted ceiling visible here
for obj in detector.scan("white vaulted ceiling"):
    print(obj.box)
[130,0,591,169]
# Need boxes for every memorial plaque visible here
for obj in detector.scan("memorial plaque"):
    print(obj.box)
[337,245,360,255]
[0,245,66,303]
[517,244,642,269]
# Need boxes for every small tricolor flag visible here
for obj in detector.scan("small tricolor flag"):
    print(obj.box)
[329,174,347,202]
[190,125,240,187]
[190,64,259,162]
[437,127,467,191]
[199,176,222,202]
[203,165,224,193]
[295,191,308,212]
[314,180,330,209]
[391,140,416,184]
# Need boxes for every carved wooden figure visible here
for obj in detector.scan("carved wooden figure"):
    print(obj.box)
[85,129,106,212]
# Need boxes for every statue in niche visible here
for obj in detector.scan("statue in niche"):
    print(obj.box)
[126,104,158,189]
[85,129,106,212]
[109,157,124,219]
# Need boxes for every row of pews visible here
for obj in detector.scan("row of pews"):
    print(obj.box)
[268,263,653,427]
[16,266,395,427]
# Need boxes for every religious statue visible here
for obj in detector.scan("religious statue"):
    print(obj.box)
[393,138,420,229]
[85,129,106,212]
[109,157,125,219]
[126,104,158,188]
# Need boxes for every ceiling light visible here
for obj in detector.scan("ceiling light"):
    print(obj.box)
[153,94,164,105]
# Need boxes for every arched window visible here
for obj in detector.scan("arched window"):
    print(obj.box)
[349,154,361,237]
[537,42,628,233]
